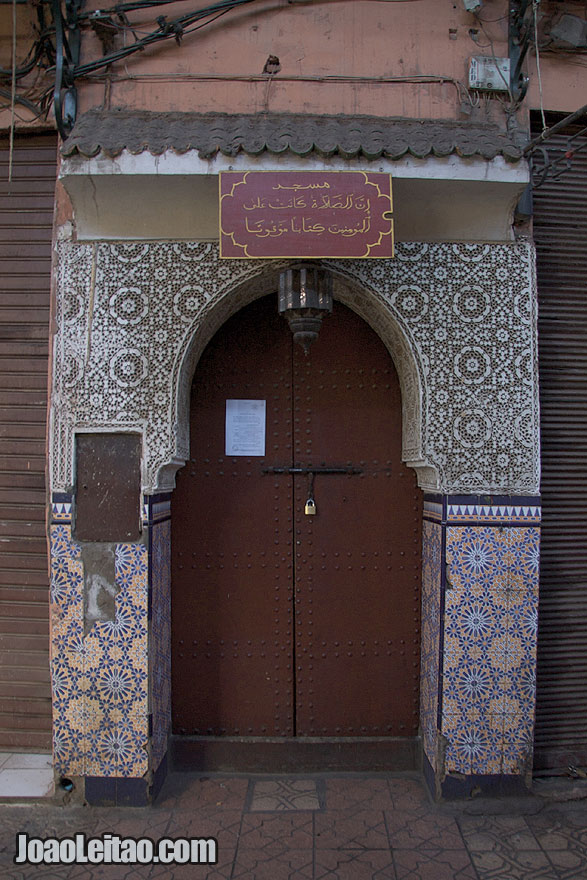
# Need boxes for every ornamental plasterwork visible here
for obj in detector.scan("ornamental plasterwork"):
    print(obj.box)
[51,240,539,495]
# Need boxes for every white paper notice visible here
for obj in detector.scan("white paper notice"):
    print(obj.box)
[225,399,266,456]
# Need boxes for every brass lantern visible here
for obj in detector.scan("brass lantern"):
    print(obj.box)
[278,265,333,355]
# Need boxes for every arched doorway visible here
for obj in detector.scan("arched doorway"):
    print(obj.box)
[171,294,422,762]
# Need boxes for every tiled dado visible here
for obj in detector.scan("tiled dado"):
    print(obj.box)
[422,495,540,795]
[420,519,443,773]
[150,511,172,776]
[51,488,539,801]
[49,493,172,804]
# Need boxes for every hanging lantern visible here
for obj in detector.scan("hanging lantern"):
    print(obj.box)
[278,265,333,355]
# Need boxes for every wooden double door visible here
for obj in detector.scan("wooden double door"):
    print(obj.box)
[171,295,422,739]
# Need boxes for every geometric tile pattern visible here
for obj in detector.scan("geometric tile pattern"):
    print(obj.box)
[420,519,443,771]
[526,810,587,879]
[442,522,540,778]
[52,240,539,495]
[51,496,72,522]
[2,773,587,879]
[423,497,443,523]
[50,486,541,788]
[419,493,542,784]
[50,502,149,780]
[459,814,564,879]
[248,779,322,812]
[447,500,541,524]
[150,513,172,773]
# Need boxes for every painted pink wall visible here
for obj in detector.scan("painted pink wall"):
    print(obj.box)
[1,1,583,134]
[77,0,509,122]
[74,0,584,124]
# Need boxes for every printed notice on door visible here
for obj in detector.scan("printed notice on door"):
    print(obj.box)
[225,399,266,456]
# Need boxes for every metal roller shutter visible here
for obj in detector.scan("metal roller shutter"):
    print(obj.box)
[533,117,587,771]
[0,133,56,750]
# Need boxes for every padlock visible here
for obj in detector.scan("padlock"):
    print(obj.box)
[305,498,317,515]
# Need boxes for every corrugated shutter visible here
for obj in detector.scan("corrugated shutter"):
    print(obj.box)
[533,118,587,771]
[0,133,56,750]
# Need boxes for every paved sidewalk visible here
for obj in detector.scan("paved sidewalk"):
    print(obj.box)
[1,772,586,879]
[0,753,53,799]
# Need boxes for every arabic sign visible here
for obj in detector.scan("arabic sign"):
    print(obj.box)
[219,171,393,259]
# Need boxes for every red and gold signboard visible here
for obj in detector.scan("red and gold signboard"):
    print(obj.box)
[219,171,393,259]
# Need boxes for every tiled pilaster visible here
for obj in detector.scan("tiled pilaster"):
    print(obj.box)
[422,495,540,798]
[148,495,172,785]
[420,514,443,774]
[49,492,171,805]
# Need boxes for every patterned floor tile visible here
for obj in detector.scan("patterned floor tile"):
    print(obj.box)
[392,847,478,880]
[385,812,465,850]
[171,808,242,870]
[181,809,243,837]
[232,848,313,879]
[525,812,587,879]
[541,847,587,879]
[388,777,431,813]
[157,775,249,811]
[324,777,394,811]
[205,868,236,880]
[459,814,560,879]
[113,811,176,839]
[526,809,587,837]
[137,862,225,879]
[3,774,587,880]
[141,868,212,880]
[315,849,397,878]
[249,779,321,811]
[315,809,389,850]
[239,812,314,854]
[458,815,541,851]
[466,849,558,879]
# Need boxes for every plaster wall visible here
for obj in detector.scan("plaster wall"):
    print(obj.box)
[1,2,584,138]
[66,0,584,128]
[59,151,529,243]
[76,0,507,122]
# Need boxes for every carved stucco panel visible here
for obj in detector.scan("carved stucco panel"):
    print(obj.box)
[51,240,539,495]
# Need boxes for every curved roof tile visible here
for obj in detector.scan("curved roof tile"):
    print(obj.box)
[61,110,525,163]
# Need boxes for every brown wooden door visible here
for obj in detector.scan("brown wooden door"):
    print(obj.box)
[171,295,422,738]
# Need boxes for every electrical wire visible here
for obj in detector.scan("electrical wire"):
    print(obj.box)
[474,13,508,24]
[73,0,432,77]
[533,0,547,132]
[473,9,515,106]
[74,0,258,75]
[8,0,16,183]
[77,0,256,23]
[0,87,41,114]
[179,6,232,36]
[82,68,476,107]
[0,39,47,81]
[5,0,479,125]
[78,0,246,18]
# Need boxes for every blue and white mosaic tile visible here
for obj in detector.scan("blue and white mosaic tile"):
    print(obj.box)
[420,520,442,770]
[150,519,172,772]
[441,521,539,776]
[50,512,150,779]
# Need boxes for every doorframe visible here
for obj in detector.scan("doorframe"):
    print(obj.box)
[166,268,432,772]
[170,265,434,495]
